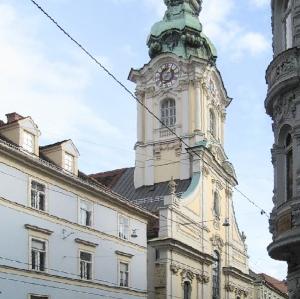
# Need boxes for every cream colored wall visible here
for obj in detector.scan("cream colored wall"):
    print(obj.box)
[0,125,21,147]
[0,117,41,156]
[0,151,148,227]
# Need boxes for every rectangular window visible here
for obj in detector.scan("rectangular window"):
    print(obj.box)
[80,251,93,280]
[79,200,93,227]
[31,239,46,272]
[30,295,49,299]
[286,12,293,49]
[119,262,129,287]
[119,215,129,240]
[23,131,34,153]
[31,180,46,211]
[64,153,74,172]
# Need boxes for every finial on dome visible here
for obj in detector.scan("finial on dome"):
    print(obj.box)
[164,0,202,15]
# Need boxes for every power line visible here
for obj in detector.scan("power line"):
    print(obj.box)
[0,255,146,293]
[0,275,139,299]
[0,257,183,298]
[27,0,269,219]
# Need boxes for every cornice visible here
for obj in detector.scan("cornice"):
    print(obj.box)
[0,265,147,296]
[148,237,213,265]
[0,138,157,222]
[75,238,99,248]
[24,224,53,235]
[223,266,254,283]
[0,197,147,252]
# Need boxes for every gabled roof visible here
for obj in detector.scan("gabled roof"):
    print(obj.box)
[40,140,69,150]
[250,270,288,297]
[0,135,156,221]
[90,167,191,212]
[260,273,288,296]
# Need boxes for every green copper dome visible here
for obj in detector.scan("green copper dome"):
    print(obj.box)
[147,0,217,62]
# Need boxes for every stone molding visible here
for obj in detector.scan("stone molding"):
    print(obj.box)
[24,224,53,235]
[75,238,99,248]
[225,282,249,297]
[115,250,134,258]
[210,234,225,251]
[169,264,209,284]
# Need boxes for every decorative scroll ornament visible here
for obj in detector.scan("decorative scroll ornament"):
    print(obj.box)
[181,269,195,283]
[273,95,296,124]
[196,273,210,284]
[170,264,180,274]
[210,234,224,251]
[225,283,249,297]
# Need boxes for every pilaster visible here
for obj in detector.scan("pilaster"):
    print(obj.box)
[194,81,202,132]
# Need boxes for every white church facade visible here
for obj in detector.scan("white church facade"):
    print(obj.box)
[94,0,255,298]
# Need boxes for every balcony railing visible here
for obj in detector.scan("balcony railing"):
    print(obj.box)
[266,47,299,101]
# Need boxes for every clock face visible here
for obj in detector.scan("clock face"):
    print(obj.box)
[155,63,179,88]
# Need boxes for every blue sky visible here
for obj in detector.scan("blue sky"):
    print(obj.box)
[0,0,288,279]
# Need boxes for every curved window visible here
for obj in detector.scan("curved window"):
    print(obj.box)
[212,251,220,299]
[279,125,293,202]
[161,98,176,127]
[286,133,293,201]
[183,281,191,299]
[210,109,216,137]
[213,192,221,218]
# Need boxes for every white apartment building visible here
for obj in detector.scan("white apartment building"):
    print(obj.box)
[0,112,156,299]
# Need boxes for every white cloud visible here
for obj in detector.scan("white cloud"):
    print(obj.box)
[249,0,270,8]
[236,32,270,56]
[144,0,165,16]
[0,3,120,147]
[201,0,270,59]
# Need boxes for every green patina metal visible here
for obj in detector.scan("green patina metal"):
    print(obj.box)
[181,172,201,198]
[147,0,217,61]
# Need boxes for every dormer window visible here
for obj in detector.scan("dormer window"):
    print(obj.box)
[64,153,74,172]
[23,131,34,153]
[161,98,176,127]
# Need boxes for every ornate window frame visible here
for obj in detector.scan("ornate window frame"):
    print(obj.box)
[160,98,176,128]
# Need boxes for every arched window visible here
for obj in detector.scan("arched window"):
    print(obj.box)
[161,98,176,127]
[283,0,292,49]
[183,281,191,299]
[209,109,216,137]
[286,133,293,201]
[213,192,221,218]
[212,251,220,299]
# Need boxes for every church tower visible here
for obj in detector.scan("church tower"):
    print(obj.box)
[126,1,253,298]
[129,0,234,189]
[266,1,300,297]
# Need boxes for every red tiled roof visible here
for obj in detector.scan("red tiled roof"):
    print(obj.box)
[90,168,128,189]
[259,273,288,296]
